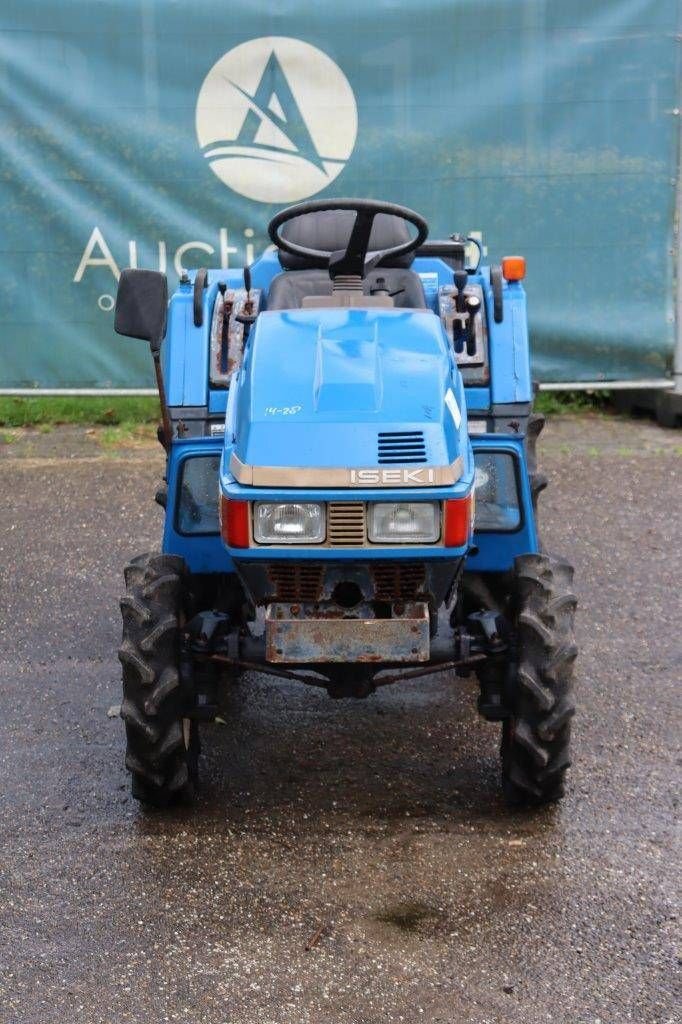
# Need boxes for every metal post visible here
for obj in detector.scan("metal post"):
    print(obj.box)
[674,53,682,397]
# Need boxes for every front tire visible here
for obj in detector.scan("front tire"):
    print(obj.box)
[118,553,198,808]
[502,553,577,805]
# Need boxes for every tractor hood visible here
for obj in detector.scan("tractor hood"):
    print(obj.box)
[227,308,468,485]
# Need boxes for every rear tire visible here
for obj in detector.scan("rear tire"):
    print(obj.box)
[501,553,577,806]
[526,413,548,514]
[118,553,198,808]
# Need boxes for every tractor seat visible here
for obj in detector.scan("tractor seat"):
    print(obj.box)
[267,209,427,311]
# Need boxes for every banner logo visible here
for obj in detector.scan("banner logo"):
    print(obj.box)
[196,37,357,203]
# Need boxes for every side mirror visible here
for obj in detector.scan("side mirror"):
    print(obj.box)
[114,269,168,350]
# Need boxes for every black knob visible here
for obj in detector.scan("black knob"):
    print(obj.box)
[243,265,252,295]
[454,269,468,312]
[466,294,481,317]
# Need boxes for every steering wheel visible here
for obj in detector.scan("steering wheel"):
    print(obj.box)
[268,198,429,280]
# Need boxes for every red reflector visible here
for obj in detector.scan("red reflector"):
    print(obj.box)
[502,255,526,282]
[220,496,249,548]
[444,495,473,547]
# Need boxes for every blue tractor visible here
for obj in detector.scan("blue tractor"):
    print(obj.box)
[114,199,577,809]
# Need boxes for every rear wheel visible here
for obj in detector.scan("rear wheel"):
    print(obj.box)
[118,553,198,808]
[526,413,548,514]
[501,553,577,805]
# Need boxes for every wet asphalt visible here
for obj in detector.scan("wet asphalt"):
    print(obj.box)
[0,415,679,1024]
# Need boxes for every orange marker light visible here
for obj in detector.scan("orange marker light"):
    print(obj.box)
[444,494,474,547]
[220,496,250,548]
[502,256,526,282]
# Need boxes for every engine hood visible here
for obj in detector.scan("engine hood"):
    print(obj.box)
[228,307,468,481]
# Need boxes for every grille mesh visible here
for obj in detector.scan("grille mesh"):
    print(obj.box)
[371,562,426,601]
[327,502,366,546]
[267,564,324,602]
[378,431,427,464]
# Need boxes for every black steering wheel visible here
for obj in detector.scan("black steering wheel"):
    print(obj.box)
[268,198,429,280]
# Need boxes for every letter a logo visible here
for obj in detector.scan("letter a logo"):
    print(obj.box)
[196,37,358,203]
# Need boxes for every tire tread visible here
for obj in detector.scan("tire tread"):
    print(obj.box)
[119,553,196,808]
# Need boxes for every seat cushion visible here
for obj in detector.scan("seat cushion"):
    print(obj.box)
[266,268,428,311]
[279,210,416,270]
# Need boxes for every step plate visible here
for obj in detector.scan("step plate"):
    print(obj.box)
[265,602,430,664]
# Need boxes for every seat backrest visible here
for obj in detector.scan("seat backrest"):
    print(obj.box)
[266,267,428,311]
[279,210,416,271]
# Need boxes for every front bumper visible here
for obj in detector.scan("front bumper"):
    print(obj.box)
[265,601,430,664]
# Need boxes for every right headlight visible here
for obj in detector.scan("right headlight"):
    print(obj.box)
[368,501,440,544]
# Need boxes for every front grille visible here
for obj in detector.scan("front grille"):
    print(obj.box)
[371,562,426,601]
[267,564,324,602]
[378,431,427,464]
[327,502,366,546]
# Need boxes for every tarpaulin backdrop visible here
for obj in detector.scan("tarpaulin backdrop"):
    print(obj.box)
[0,0,679,388]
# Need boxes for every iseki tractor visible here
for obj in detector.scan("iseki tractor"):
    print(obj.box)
[113,199,577,810]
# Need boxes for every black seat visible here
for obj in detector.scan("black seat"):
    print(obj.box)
[267,210,427,311]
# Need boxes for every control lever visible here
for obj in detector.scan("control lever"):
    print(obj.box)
[454,269,469,313]
[217,283,231,375]
[243,265,253,312]
[450,269,469,353]
[233,264,258,344]
[465,294,481,355]
[236,264,257,337]
[452,317,466,354]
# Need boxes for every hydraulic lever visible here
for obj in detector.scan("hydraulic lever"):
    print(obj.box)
[454,269,469,313]
[465,293,481,355]
[217,283,232,376]
[235,265,257,340]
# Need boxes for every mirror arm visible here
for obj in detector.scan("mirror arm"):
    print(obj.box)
[150,336,172,450]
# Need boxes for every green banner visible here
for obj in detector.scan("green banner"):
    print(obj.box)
[0,0,678,387]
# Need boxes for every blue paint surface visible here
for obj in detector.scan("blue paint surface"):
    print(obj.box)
[230,306,467,472]
[160,250,538,576]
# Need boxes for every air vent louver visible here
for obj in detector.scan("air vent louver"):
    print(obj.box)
[371,563,426,601]
[377,431,427,464]
[267,564,324,602]
[327,502,366,546]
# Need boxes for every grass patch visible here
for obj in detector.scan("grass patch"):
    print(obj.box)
[0,390,611,431]
[95,422,158,449]
[534,390,612,416]
[0,396,159,428]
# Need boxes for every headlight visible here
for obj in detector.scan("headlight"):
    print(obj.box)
[253,502,325,544]
[368,502,440,543]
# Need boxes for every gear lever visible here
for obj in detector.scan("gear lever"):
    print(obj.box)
[454,269,469,313]
[465,294,481,355]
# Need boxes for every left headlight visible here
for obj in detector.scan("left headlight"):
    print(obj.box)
[253,502,326,544]
[368,502,440,543]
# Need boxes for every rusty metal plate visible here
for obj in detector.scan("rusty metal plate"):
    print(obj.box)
[265,602,430,664]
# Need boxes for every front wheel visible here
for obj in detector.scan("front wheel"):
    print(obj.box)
[118,553,198,808]
[501,553,578,805]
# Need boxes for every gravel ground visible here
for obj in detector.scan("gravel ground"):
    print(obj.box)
[0,415,679,1024]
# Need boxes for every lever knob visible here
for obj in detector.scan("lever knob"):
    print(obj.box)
[454,269,468,312]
